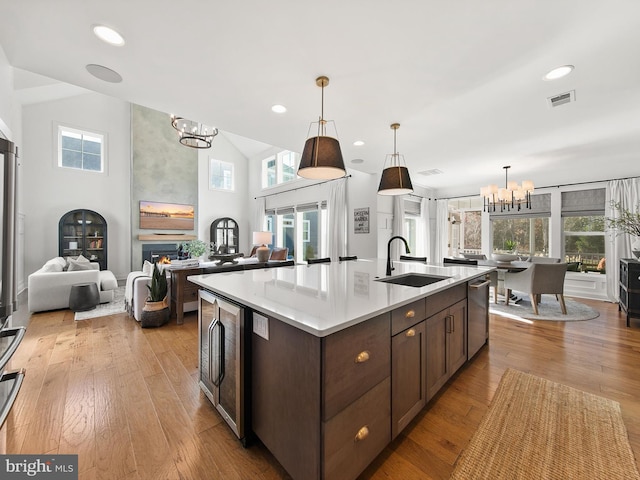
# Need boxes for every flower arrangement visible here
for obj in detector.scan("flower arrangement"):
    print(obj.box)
[181,239,209,258]
[606,202,640,237]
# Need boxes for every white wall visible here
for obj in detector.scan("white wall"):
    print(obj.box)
[21,92,131,281]
[198,133,250,251]
[0,45,16,139]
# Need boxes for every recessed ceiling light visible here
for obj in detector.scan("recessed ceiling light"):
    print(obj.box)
[271,104,287,113]
[92,25,125,46]
[351,158,364,164]
[86,64,123,83]
[353,140,365,146]
[543,65,574,81]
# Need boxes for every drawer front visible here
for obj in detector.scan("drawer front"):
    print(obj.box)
[322,313,390,421]
[391,299,426,336]
[323,377,391,480]
[183,285,199,303]
[425,283,466,318]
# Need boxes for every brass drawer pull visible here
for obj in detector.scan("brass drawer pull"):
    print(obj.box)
[405,309,415,318]
[355,425,369,442]
[355,351,370,363]
[406,328,416,337]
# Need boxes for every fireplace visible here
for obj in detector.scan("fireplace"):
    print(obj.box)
[141,243,183,264]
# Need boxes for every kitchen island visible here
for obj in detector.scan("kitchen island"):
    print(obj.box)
[189,259,492,480]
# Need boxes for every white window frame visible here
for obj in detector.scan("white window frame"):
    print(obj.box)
[209,158,234,191]
[56,124,106,173]
[261,150,299,189]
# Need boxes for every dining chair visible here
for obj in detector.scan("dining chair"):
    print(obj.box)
[399,255,427,262]
[339,255,358,261]
[307,257,331,264]
[443,257,478,266]
[504,263,568,315]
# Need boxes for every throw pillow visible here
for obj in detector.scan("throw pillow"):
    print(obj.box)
[76,254,90,263]
[41,260,63,273]
[142,260,154,276]
[68,259,93,271]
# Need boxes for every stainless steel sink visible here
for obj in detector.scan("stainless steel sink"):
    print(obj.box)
[376,273,450,287]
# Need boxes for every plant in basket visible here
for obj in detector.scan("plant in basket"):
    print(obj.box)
[141,262,170,328]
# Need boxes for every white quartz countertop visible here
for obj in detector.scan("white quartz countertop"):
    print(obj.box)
[188,258,493,337]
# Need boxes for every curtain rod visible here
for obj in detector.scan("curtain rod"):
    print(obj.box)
[254,174,351,199]
[436,174,640,201]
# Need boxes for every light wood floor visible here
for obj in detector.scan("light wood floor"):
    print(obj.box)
[3,296,640,479]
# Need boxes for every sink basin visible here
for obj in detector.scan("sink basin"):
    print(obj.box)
[376,273,450,288]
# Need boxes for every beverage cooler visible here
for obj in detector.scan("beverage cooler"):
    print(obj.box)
[0,138,26,447]
[198,289,249,445]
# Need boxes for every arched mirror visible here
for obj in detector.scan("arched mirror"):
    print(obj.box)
[210,217,239,254]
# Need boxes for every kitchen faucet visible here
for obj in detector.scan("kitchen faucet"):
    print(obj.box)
[386,236,410,276]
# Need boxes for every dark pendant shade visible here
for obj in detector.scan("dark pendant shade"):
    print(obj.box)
[378,166,414,195]
[297,136,346,180]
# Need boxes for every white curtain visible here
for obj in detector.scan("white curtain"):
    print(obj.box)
[605,178,640,301]
[391,196,406,258]
[418,197,430,260]
[435,199,449,263]
[252,197,266,243]
[328,178,347,260]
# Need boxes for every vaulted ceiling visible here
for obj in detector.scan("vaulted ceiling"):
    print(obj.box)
[2,0,640,196]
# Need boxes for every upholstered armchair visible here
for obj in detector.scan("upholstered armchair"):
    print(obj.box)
[504,263,568,315]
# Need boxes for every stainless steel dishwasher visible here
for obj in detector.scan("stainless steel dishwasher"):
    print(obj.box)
[467,276,490,359]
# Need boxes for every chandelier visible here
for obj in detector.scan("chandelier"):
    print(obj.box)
[377,123,414,195]
[170,115,218,149]
[481,165,534,212]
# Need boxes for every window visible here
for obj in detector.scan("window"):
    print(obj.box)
[261,150,299,188]
[461,211,482,252]
[403,199,421,254]
[209,159,234,190]
[492,216,549,257]
[563,216,605,271]
[265,202,327,262]
[58,125,104,172]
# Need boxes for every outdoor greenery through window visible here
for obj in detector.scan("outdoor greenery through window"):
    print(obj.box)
[563,215,605,271]
[492,216,549,257]
[262,150,298,188]
[209,159,234,190]
[58,126,104,172]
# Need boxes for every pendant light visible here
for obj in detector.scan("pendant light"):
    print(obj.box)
[377,123,414,195]
[480,165,534,212]
[297,76,346,180]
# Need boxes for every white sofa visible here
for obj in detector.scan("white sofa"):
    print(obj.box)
[28,256,118,312]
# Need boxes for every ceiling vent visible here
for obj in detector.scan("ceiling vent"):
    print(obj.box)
[547,90,575,108]
[417,168,443,176]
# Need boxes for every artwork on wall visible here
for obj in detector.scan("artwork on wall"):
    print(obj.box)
[354,207,369,234]
[140,200,194,230]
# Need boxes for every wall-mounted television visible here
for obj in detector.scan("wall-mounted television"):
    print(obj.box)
[139,200,194,230]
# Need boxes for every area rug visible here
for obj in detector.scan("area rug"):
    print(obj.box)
[489,295,599,321]
[74,286,126,320]
[450,369,640,480]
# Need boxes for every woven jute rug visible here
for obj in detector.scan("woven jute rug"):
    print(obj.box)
[450,369,640,480]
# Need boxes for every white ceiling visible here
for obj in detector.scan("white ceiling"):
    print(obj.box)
[2,0,640,197]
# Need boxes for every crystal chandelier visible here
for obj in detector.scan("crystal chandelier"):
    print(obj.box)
[170,115,218,149]
[481,166,534,212]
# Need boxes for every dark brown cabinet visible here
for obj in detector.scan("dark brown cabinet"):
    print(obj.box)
[426,298,467,401]
[620,258,640,327]
[391,320,426,439]
[58,209,107,270]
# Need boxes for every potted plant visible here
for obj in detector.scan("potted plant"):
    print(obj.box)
[606,202,640,258]
[504,239,517,253]
[182,239,209,260]
[141,262,170,328]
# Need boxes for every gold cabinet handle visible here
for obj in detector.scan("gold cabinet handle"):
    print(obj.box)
[355,425,369,442]
[355,351,370,363]
[406,328,416,337]
[405,309,415,318]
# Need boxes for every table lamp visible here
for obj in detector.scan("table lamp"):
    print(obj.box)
[253,231,272,262]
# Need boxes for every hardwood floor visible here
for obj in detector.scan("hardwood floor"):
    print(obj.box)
[3,296,640,479]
